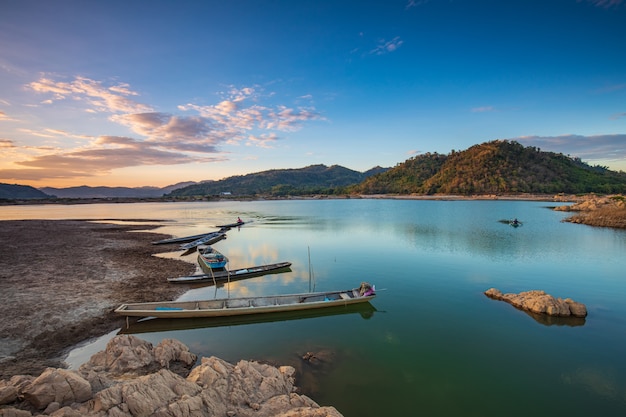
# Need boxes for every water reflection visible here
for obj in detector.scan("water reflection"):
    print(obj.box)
[522,310,586,327]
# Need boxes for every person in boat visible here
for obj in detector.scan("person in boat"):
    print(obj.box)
[237,217,243,223]
[512,218,519,225]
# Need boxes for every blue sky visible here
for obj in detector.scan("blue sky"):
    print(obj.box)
[1,0,625,188]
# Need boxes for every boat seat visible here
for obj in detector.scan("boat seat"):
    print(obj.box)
[339,293,351,300]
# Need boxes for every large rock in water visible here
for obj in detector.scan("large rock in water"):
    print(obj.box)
[0,335,344,417]
[484,288,587,317]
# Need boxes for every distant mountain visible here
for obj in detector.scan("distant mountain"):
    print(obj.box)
[0,183,52,200]
[351,140,626,195]
[168,164,389,197]
[39,182,196,199]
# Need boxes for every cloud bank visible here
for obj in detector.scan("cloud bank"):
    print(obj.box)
[0,77,324,182]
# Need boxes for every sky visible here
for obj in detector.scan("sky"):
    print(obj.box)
[1,0,625,188]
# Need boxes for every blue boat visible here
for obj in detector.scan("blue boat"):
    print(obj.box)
[197,246,228,271]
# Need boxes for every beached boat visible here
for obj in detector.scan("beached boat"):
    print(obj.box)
[168,261,292,284]
[114,283,376,319]
[198,246,228,270]
[179,232,226,250]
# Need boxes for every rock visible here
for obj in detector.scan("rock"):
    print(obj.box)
[1,335,344,416]
[153,338,197,370]
[91,368,202,416]
[80,334,156,376]
[78,335,198,392]
[485,288,587,317]
[0,408,33,416]
[21,368,92,410]
[0,379,18,405]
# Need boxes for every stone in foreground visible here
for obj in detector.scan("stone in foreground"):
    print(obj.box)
[0,335,343,417]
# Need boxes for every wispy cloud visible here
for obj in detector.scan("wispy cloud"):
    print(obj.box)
[0,76,325,182]
[370,37,404,55]
[610,112,626,120]
[27,77,152,114]
[514,134,626,166]
[0,139,16,148]
[581,0,624,8]
[247,133,279,149]
[406,0,430,9]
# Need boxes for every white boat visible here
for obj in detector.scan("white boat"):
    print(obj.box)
[114,283,376,319]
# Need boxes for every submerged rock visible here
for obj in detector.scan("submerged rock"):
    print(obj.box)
[0,335,343,417]
[484,288,587,317]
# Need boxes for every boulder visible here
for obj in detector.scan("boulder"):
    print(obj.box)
[485,288,587,317]
[0,335,344,417]
[78,334,198,392]
[0,408,33,416]
[79,334,157,375]
[21,368,92,410]
[0,379,18,405]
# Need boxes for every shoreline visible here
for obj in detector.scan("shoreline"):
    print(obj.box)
[0,220,196,379]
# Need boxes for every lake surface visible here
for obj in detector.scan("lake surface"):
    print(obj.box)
[2,199,626,416]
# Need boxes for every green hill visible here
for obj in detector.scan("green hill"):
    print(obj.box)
[168,164,387,197]
[351,140,626,195]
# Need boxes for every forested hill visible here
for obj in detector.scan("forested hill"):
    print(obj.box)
[168,164,388,197]
[351,140,626,195]
[0,183,51,200]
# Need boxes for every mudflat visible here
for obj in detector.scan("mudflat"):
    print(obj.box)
[0,220,195,379]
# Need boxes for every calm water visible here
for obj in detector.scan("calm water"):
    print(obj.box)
[2,199,626,416]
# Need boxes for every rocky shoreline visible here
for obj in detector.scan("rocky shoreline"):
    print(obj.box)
[0,335,340,417]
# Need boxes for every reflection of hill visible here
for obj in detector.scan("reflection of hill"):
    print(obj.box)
[118,302,377,335]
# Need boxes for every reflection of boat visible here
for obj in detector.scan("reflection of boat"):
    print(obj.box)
[168,262,292,284]
[114,284,376,319]
[179,232,226,250]
[118,302,377,334]
[198,246,228,270]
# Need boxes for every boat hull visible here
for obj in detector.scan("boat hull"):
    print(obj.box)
[168,262,292,284]
[179,232,226,250]
[119,302,377,334]
[114,289,376,319]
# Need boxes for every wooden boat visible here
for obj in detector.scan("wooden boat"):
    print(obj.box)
[168,261,292,284]
[179,232,226,250]
[118,302,377,334]
[152,230,226,245]
[114,284,376,319]
[198,246,228,270]
[215,220,247,229]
